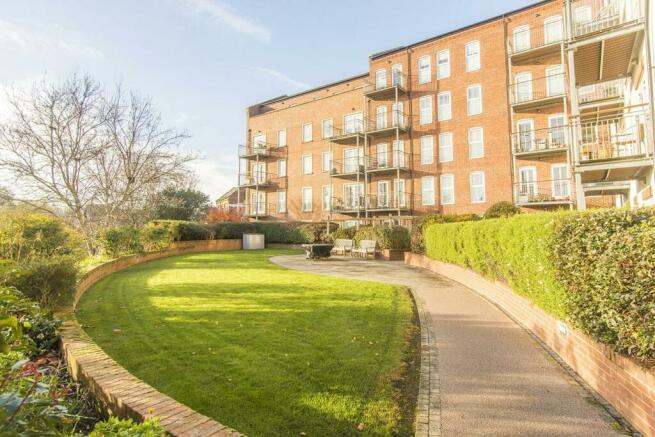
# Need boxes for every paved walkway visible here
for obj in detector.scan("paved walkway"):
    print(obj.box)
[271,255,626,437]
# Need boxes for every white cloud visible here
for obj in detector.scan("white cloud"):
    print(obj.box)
[0,19,104,61]
[180,0,271,43]
[253,67,310,90]
[188,158,237,200]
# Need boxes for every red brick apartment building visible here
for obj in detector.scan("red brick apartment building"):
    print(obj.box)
[238,0,655,224]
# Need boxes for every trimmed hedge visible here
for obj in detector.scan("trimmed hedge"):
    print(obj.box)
[425,207,655,362]
[354,225,411,250]
[410,214,479,254]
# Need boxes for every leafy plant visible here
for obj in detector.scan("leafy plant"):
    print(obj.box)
[89,416,166,437]
[410,214,478,254]
[354,225,411,250]
[484,201,521,219]
[98,226,144,257]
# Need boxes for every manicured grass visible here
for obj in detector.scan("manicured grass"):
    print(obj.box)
[77,249,419,436]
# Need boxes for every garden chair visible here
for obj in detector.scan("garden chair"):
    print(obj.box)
[352,240,378,259]
[331,239,353,256]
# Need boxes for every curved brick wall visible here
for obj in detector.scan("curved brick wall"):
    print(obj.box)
[405,253,655,437]
[58,240,243,437]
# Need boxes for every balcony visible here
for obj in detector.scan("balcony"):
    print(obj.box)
[239,171,274,188]
[364,72,408,100]
[332,196,366,214]
[329,120,366,145]
[367,110,410,139]
[569,0,644,40]
[510,74,567,112]
[576,114,650,163]
[578,78,626,110]
[239,142,272,159]
[366,151,412,174]
[512,126,569,157]
[508,22,564,64]
[330,157,365,179]
[514,179,573,206]
[243,202,273,218]
[366,193,412,213]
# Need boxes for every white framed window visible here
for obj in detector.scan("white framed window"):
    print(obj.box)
[465,40,480,72]
[440,174,455,205]
[277,190,287,213]
[377,180,389,207]
[393,179,407,208]
[375,69,387,89]
[420,135,434,165]
[392,101,404,128]
[277,159,287,177]
[376,143,388,168]
[302,187,312,212]
[421,176,435,206]
[470,171,486,203]
[322,185,332,211]
[418,55,431,84]
[392,140,405,167]
[438,91,451,121]
[518,166,537,198]
[302,122,312,142]
[391,64,403,86]
[467,84,482,115]
[544,16,563,44]
[322,151,332,172]
[468,127,484,159]
[546,65,565,97]
[302,154,312,175]
[517,119,535,152]
[322,119,333,139]
[438,132,453,162]
[344,112,363,134]
[277,129,286,147]
[437,49,450,79]
[551,164,570,198]
[515,72,533,102]
[376,106,387,129]
[513,25,531,52]
[419,95,433,125]
[548,114,566,146]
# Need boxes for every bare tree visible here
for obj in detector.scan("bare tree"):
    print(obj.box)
[0,74,193,253]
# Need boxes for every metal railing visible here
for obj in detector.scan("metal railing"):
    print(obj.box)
[514,179,573,204]
[330,118,368,140]
[366,192,412,210]
[243,202,273,217]
[239,142,271,158]
[365,71,408,92]
[366,150,411,171]
[570,0,644,38]
[332,196,366,212]
[510,73,567,105]
[575,113,651,162]
[508,22,564,55]
[371,110,409,131]
[331,157,366,175]
[578,78,626,105]
[512,126,569,154]
[239,171,275,187]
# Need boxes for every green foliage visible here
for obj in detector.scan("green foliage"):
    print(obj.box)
[551,208,655,361]
[90,416,166,437]
[152,187,211,221]
[410,214,479,254]
[484,201,521,219]
[425,213,569,318]
[98,226,144,257]
[354,225,411,250]
[327,226,357,242]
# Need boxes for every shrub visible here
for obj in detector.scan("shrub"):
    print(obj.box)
[177,221,214,241]
[90,416,166,437]
[410,214,478,254]
[484,201,521,219]
[354,225,411,250]
[98,226,143,257]
[141,221,177,251]
[328,226,357,242]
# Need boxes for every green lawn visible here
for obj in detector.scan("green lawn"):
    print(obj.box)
[77,249,419,436]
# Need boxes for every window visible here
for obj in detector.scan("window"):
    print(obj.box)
[440,174,455,205]
[277,190,287,213]
[544,16,563,44]
[376,143,388,168]
[437,49,450,79]
[517,119,535,152]
[392,140,405,167]
[302,187,312,212]
[322,151,332,172]
[302,154,312,175]
[419,95,433,125]
[438,132,453,162]
[468,127,484,159]
[418,55,431,84]
[375,69,387,89]
[470,171,486,203]
[391,64,403,86]
[344,112,363,134]
[515,72,533,102]
[277,159,287,177]
[302,122,312,142]
[420,135,434,165]
[551,164,570,198]
[322,185,332,211]
[513,25,531,52]
[376,106,387,129]
[277,129,286,147]
[546,65,565,97]
[394,179,407,207]
[548,114,566,146]
[438,91,451,121]
[392,101,404,127]
[518,167,537,198]
[465,41,480,72]
[322,119,333,139]
[377,181,389,207]
[467,84,482,115]
[421,176,435,206]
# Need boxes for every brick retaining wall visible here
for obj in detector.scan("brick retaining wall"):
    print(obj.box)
[405,252,655,437]
[59,240,243,436]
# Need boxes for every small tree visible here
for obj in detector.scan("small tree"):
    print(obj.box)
[152,187,210,221]
[484,201,521,219]
[205,207,241,223]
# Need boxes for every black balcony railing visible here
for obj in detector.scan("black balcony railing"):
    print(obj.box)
[366,192,411,210]
[239,171,275,187]
[514,179,572,204]
[366,151,411,171]
[512,126,569,154]
[331,157,365,176]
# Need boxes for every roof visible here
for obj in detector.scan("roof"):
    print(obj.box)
[216,187,238,202]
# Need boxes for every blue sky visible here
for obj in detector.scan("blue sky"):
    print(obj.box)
[0,0,538,200]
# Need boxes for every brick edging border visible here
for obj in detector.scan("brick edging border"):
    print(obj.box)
[405,253,655,437]
[57,240,244,437]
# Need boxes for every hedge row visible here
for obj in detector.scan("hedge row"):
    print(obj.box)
[352,225,411,250]
[424,208,655,362]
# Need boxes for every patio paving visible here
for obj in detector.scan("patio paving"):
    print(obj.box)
[271,255,626,437]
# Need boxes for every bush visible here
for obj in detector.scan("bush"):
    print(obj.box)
[484,201,521,219]
[90,416,166,437]
[410,214,478,254]
[354,225,411,250]
[328,226,357,242]
[98,226,143,257]
[177,221,214,241]
[551,208,655,361]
